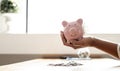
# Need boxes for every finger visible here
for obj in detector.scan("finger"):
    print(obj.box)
[66,43,82,49]
[60,31,75,48]
[60,31,67,44]
[72,45,83,49]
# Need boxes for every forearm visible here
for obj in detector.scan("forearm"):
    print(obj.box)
[91,38,119,58]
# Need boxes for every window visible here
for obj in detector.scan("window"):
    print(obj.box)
[6,0,26,34]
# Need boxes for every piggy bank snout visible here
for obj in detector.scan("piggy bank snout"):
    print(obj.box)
[69,28,78,36]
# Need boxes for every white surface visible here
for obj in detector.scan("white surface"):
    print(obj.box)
[0,58,120,71]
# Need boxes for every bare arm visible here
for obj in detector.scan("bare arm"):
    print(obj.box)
[91,38,118,58]
[60,31,119,58]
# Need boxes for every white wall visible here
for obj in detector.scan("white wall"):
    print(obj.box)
[1,0,120,34]
[0,34,120,54]
[28,0,120,34]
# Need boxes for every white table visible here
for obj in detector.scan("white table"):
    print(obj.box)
[0,58,120,71]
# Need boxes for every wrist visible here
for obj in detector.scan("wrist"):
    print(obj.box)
[89,37,96,47]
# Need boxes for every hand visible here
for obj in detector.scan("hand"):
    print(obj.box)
[60,31,93,49]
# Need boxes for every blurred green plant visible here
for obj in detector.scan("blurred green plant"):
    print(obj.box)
[0,0,18,13]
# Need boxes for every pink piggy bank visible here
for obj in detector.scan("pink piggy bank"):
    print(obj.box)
[62,18,84,43]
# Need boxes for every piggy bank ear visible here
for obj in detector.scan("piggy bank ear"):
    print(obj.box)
[77,19,83,24]
[62,21,68,27]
